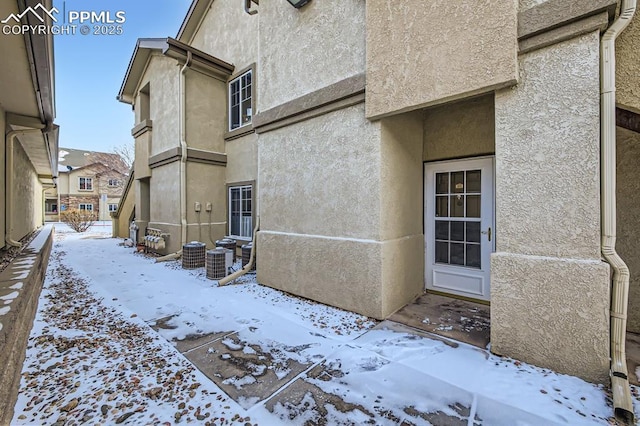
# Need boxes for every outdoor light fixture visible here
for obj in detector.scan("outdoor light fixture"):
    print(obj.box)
[286,0,312,8]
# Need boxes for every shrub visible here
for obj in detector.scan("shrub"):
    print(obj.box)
[60,209,96,232]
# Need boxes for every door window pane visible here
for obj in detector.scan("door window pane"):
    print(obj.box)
[466,195,480,218]
[436,196,448,217]
[436,173,449,194]
[466,222,481,243]
[450,221,464,242]
[466,170,481,193]
[435,241,449,264]
[451,171,464,193]
[450,195,464,217]
[450,243,465,265]
[435,221,449,240]
[466,244,481,268]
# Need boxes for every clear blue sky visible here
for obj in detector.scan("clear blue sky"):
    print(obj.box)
[53,0,193,153]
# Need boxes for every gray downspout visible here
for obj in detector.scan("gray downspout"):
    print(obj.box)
[600,0,636,423]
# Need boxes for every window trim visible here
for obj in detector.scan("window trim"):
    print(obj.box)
[79,177,93,191]
[79,203,94,211]
[108,203,118,212]
[107,179,119,187]
[225,63,256,141]
[226,180,255,241]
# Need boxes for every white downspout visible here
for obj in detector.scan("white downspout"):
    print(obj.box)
[156,51,192,263]
[5,129,44,247]
[600,0,636,423]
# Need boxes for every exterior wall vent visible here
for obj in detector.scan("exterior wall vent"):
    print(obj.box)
[206,248,230,280]
[182,241,206,269]
[216,238,237,263]
[242,243,256,272]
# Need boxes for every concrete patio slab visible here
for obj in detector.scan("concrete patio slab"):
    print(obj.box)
[183,332,312,408]
[388,293,490,349]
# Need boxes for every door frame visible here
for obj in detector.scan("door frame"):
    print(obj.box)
[424,156,495,301]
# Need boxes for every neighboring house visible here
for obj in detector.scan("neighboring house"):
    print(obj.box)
[118,0,639,407]
[1,0,58,249]
[45,148,128,222]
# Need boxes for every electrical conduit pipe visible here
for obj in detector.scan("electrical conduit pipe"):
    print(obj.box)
[156,51,193,263]
[5,129,45,247]
[600,0,636,422]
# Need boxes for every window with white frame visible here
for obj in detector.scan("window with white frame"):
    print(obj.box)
[108,203,118,212]
[108,179,119,187]
[79,203,93,211]
[228,185,252,239]
[229,69,252,131]
[79,177,93,191]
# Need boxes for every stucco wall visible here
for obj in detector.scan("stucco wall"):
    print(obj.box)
[616,10,640,113]
[495,32,602,260]
[112,179,135,239]
[11,138,41,240]
[186,69,227,153]
[366,0,518,119]
[149,162,181,226]
[226,133,257,185]
[423,95,495,162]
[0,108,5,250]
[185,161,227,246]
[492,32,610,383]
[258,0,365,112]
[258,104,424,318]
[491,253,610,383]
[617,127,640,333]
[189,0,258,70]
[259,104,381,239]
[519,0,548,11]
[143,55,179,157]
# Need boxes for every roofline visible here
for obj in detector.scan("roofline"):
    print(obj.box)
[117,37,234,105]
[176,0,214,44]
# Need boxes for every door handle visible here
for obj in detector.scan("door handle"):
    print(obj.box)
[481,227,492,242]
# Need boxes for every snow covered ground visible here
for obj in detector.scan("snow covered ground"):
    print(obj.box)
[12,223,640,425]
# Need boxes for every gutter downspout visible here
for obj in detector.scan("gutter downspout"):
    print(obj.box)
[157,51,193,263]
[5,129,45,247]
[600,0,636,423]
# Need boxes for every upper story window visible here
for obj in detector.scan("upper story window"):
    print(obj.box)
[108,203,118,212]
[79,177,93,191]
[79,203,93,211]
[229,69,252,131]
[108,179,119,187]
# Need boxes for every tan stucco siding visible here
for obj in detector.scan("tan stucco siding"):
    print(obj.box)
[226,133,257,185]
[149,162,181,225]
[258,0,365,112]
[259,104,381,239]
[144,55,180,157]
[380,111,424,240]
[11,138,42,240]
[492,32,610,384]
[185,161,226,244]
[113,183,135,239]
[366,0,518,119]
[617,127,640,333]
[519,0,548,11]
[495,31,602,260]
[189,0,258,70]
[491,253,610,384]
[423,95,495,162]
[616,11,640,113]
[185,69,227,153]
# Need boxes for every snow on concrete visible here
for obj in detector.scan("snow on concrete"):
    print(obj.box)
[12,223,640,425]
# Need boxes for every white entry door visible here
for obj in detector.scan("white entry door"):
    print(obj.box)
[425,158,494,301]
